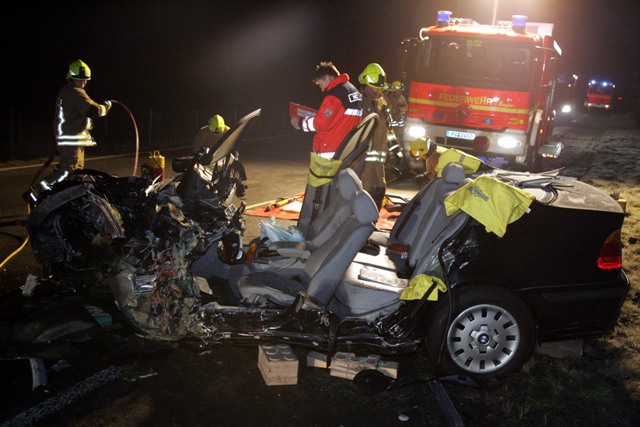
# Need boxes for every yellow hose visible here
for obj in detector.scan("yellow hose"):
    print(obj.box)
[0,204,30,269]
[0,235,29,269]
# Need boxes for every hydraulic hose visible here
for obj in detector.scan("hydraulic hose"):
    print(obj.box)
[110,100,140,176]
[0,205,30,269]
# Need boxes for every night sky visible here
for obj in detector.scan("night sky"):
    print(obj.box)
[4,0,640,134]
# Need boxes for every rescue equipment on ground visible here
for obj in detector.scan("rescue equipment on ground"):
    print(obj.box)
[141,150,165,182]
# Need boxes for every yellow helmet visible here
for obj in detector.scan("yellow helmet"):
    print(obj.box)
[358,63,386,88]
[67,59,91,80]
[208,114,226,134]
[410,137,430,158]
[390,81,404,92]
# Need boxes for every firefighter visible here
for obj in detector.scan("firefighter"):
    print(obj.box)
[384,80,408,171]
[38,59,112,193]
[358,63,391,209]
[410,136,445,186]
[384,80,408,128]
[290,61,363,157]
[193,114,230,153]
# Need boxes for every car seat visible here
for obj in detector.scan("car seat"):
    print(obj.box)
[237,189,379,306]
[266,168,363,259]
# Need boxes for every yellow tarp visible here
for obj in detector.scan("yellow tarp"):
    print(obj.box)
[307,153,342,187]
[444,175,536,237]
[400,274,447,301]
[435,148,483,177]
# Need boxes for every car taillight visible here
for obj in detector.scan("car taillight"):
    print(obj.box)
[597,229,622,270]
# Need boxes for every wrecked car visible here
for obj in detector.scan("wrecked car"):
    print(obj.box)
[15,109,630,381]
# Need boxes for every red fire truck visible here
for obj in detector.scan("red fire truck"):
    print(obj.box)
[398,12,563,172]
[585,79,614,111]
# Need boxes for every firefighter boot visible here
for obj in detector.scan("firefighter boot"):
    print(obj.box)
[370,188,386,211]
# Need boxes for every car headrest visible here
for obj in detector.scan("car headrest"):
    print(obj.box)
[352,190,379,224]
[442,162,467,184]
[337,168,363,199]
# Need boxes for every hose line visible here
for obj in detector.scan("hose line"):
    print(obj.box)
[0,205,30,269]
[110,100,140,176]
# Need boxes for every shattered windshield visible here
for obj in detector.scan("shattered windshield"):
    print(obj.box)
[419,36,532,90]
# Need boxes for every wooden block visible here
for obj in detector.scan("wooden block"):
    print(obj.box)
[329,353,382,380]
[376,360,399,379]
[307,351,328,368]
[258,344,299,386]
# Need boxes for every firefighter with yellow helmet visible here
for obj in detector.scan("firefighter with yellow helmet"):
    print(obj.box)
[384,80,408,128]
[358,63,392,209]
[193,114,230,152]
[36,59,112,195]
[410,136,445,185]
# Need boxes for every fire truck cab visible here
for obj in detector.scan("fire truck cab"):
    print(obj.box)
[585,79,615,111]
[399,12,563,172]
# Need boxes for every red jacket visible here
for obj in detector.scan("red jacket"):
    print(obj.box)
[301,74,363,154]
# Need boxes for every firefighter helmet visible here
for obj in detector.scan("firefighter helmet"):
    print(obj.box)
[208,115,225,134]
[359,63,386,88]
[67,59,91,81]
[390,81,404,92]
[410,137,430,158]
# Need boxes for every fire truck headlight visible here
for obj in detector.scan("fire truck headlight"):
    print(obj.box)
[561,104,572,113]
[497,136,522,149]
[406,125,426,139]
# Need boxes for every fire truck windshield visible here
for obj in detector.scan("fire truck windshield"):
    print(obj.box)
[419,37,532,91]
[589,82,614,94]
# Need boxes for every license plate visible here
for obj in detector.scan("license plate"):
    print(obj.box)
[446,130,476,140]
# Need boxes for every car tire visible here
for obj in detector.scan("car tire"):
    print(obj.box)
[425,285,536,381]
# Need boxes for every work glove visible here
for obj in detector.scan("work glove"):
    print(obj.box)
[104,100,112,113]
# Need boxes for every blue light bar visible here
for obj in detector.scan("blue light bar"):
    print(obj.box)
[437,11,452,27]
[512,15,527,33]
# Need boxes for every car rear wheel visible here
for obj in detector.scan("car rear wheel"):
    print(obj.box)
[425,285,536,381]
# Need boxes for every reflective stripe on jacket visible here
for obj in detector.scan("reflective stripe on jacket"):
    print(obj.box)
[54,81,106,147]
[301,74,363,153]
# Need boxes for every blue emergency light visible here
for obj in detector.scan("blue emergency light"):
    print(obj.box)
[512,15,527,33]
[437,11,452,27]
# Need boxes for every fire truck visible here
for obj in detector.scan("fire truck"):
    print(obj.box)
[555,73,579,122]
[398,12,563,172]
[585,79,614,111]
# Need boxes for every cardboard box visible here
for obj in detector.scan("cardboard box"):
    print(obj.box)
[258,344,299,386]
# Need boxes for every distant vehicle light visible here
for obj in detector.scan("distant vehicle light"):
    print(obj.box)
[561,104,572,113]
[406,125,426,139]
[497,136,522,148]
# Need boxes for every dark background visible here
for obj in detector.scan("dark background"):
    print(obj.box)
[3,0,639,160]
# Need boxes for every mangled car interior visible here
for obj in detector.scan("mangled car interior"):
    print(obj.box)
[3,108,630,382]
